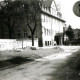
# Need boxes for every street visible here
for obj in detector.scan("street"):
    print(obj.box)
[0,46,80,80]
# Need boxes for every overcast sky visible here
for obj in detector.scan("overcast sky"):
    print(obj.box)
[60,0,80,29]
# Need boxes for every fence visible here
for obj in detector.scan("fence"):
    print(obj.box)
[0,39,38,51]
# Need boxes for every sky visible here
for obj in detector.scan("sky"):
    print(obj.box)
[60,0,80,29]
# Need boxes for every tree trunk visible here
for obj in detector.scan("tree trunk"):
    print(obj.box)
[32,34,34,46]
[22,39,23,49]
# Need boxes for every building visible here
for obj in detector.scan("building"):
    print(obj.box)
[0,0,65,47]
[39,0,65,46]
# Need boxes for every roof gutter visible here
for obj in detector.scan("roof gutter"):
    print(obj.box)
[41,10,65,22]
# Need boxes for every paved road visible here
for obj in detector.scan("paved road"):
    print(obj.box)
[0,46,80,80]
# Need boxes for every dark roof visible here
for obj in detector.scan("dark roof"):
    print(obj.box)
[41,0,58,10]
[55,33,63,37]
[43,0,53,7]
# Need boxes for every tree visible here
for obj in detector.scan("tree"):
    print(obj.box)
[0,0,23,38]
[0,0,41,46]
[65,25,74,41]
[23,0,41,46]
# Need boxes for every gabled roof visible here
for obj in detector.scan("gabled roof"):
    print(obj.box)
[43,0,53,7]
[41,0,58,10]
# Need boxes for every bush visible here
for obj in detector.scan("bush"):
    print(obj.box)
[70,39,80,45]
[64,39,80,45]
[30,46,39,50]
[64,40,70,45]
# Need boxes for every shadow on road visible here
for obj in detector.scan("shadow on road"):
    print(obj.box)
[0,56,34,70]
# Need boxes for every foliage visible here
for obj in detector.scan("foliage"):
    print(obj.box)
[23,0,41,46]
[0,0,41,45]
[65,25,74,41]
[64,40,70,45]
[70,38,80,45]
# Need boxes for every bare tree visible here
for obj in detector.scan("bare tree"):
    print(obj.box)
[24,0,41,46]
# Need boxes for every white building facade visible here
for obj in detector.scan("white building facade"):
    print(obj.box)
[40,0,65,46]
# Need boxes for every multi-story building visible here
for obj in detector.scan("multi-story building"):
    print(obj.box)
[0,0,65,47]
[39,0,65,46]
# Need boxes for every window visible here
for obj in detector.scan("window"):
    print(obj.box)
[17,30,21,38]
[24,30,27,37]
[50,41,51,45]
[44,15,46,22]
[47,29,48,36]
[48,41,49,46]
[52,30,53,35]
[44,28,46,36]
[45,16,47,22]
[49,29,50,36]
[45,41,47,46]
[44,28,51,36]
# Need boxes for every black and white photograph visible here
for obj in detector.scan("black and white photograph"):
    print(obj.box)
[0,0,80,80]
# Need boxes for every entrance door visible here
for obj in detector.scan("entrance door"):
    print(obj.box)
[38,38,43,47]
[55,36,60,45]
